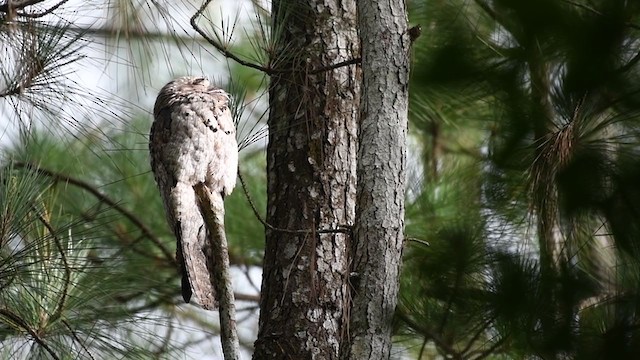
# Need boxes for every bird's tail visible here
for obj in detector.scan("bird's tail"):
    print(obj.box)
[176,244,192,302]
[172,183,217,310]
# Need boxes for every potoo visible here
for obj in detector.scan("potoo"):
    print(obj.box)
[149,76,238,309]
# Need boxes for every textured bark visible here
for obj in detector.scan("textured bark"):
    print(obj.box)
[253,1,359,359]
[343,1,410,359]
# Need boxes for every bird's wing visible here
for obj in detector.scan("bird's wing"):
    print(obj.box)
[150,107,194,304]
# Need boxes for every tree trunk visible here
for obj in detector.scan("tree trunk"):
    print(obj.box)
[253,1,359,359]
[343,1,410,359]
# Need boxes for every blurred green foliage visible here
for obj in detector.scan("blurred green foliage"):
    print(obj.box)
[399,0,640,358]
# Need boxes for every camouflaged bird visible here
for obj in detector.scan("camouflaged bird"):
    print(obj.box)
[149,76,238,309]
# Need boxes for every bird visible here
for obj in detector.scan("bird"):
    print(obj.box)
[149,76,238,309]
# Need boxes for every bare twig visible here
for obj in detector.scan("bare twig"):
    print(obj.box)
[238,173,418,248]
[308,58,361,75]
[460,316,496,356]
[395,309,458,358]
[190,0,359,76]
[237,170,351,235]
[193,183,240,360]
[406,237,430,247]
[234,292,260,302]
[471,334,508,360]
[190,0,273,75]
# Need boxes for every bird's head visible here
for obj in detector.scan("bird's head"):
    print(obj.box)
[153,76,229,118]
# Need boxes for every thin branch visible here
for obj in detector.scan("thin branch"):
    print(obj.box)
[406,237,430,247]
[396,309,459,358]
[112,229,176,265]
[561,0,602,15]
[61,320,96,360]
[190,0,274,75]
[471,334,509,360]
[0,0,44,13]
[618,49,640,73]
[190,0,360,76]
[234,292,260,302]
[36,23,213,44]
[153,319,175,357]
[34,209,70,324]
[0,308,61,360]
[16,0,68,18]
[473,0,498,23]
[460,316,495,356]
[240,264,260,293]
[437,261,468,336]
[13,162,175,265]
[560,0,640,30]
[193,183,240,360]
[238,171,351,235]
[417,336,429,359]
[308,58,361,75]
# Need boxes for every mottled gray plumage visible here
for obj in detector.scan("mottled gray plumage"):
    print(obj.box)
[149,76,238,309]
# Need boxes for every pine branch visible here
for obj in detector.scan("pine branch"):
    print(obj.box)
[190,0,273,75]
[190,0,360,75]
[13,162,175,265]
[193,183,240,360]
[0,308,60,360]
[395,309,459,358]
[61,320,96,360]
[34,210,70,324]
